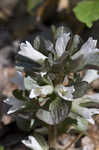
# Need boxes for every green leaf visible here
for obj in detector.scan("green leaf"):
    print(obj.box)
[73,81,88,98]
[73,0,99,27]
[36,97,71,125]
[0,146,4,150]
[13,89,29,101]
[69,112,88,131]
[25,99,40,114]
[16,61,41,74]
[76,117,88,131]
[34,134,49,150]
[49,98,71,124]
[36,109,54,125]
[36,98,71,125]
[57,118,77,134]
[33,36,54,57]
[27,0,42,12]
[16,116,35,131]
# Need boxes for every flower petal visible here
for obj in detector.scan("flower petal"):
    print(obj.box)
[19,41,47,64]
[55,33,70,58]
[56,85,75,101]
[86,93,99,103]
[72,37,99,60]
[29,85,53,99]
[24,76,38,90]
[72,95,99,124]
[40,85,53,96]
[29,87,40,99]
[9,71,25,90]
[82,69,99,83]
[4,97,25,114]
[22,136,42,150]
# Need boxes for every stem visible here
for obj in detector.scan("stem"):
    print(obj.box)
[51,25,56,42]
[48,125,57,149]
[63,132,84,150]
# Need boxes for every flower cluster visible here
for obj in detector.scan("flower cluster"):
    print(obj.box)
[4,26,99,150]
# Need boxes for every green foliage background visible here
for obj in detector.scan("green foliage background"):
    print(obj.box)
[73,0,99,27]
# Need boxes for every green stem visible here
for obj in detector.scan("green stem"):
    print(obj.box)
[48,125,57,149]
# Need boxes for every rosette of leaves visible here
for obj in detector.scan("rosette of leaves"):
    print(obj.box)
[4,26,99,149]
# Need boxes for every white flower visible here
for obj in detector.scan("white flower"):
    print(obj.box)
[4,97,25,114]
[22,136,42,150]
[72,37,99,60]
[55,84,75,101]
[84,94,99,103]
[19,41,47,64]
[82,69,99,83]
[29,85,53,99]
[9,71,25,90]
[77,107,99,124]
[24,76,38,90]
[72,94,99,124]
[55,33,70,58]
